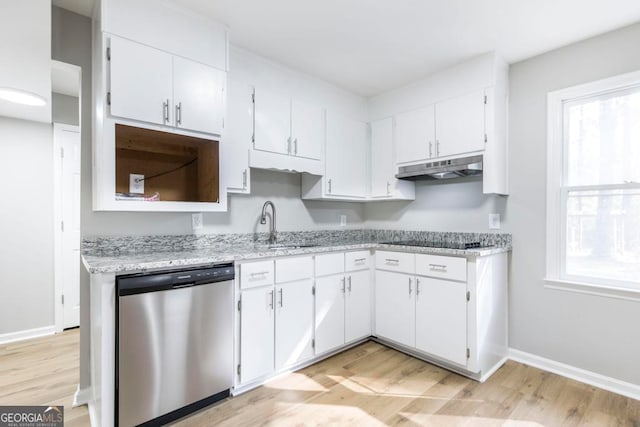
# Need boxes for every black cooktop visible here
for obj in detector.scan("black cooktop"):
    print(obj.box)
[381,240,486,250]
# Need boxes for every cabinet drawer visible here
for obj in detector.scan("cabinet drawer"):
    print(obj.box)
[345,250,370,272]
[240,260,274,289]
[416,254,467,282]
[375,251,415,274]
[276,256,314,283]
[315,252,344,277]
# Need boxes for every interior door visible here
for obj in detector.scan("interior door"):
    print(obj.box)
[222,79,253,193]
[173,56,225,135]
[370,118,394,197]
[315,275,345,354]
[345,270,371,342]
[374,270,415,348]
[325,112,368,197]
[415,277,467,366]
[435,90,485,158]
[240,286,275,384]
[275,279,314,369]
[394,105,434,164]
[291,98,323,160]
[253,87,291,155]
[109,35,173,126]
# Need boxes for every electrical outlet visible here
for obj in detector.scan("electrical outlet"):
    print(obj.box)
[192,213,204,233]
[340,215,347,227]
[129,174,144,194]
[489,213,501,230]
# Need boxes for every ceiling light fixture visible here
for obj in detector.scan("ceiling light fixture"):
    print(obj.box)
[0,87,47,106]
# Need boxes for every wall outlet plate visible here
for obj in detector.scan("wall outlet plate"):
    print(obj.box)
[489,213,501,230]
[340,215,347,227]
[192,213,204,233]
[129,174,144,194]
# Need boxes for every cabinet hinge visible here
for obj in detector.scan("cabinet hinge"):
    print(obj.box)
[484,95,487,105]
[467,348,470,359]
[61,221,64,232]
[312,339,315,349]
[107,92,111,106]
[466,291,470,302]
[237,364,241,377]
[60,147,64,158]
[484,134,488,143]
[251,92,255,104]
[237,299,241,311]
[61,294,64,305]
[312,286,315,296]
[106,47,111,61]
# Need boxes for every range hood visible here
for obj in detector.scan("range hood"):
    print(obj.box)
[396,155,483,181]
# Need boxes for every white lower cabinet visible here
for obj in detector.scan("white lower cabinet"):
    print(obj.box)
[415,277,467,366]
[374,270,415,348]
[344,269,371,342]
[239,285,275,384]
[315,275,346,355]
[275,279,314,369]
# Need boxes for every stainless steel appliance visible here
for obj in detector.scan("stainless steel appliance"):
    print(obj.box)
[116,263,234,427]
[396,154,483,181]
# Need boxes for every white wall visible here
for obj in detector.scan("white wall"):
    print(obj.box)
[52,93,79,126]
[0,118,54,335]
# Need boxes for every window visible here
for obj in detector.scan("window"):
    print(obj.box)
[547,71,640,293]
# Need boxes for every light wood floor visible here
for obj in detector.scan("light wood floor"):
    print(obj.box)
[2,331,639,426]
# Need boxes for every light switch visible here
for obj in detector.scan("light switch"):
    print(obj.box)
[489,213,501,230]
[129,174,144,194]
[192,213,204,233]
[340,215,347,227]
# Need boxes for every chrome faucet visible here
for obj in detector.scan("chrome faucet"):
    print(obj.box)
[260,201,277,244]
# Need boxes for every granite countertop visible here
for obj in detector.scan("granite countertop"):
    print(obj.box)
[82,230,511,275]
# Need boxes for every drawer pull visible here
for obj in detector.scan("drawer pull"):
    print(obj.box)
[429,264,447,270]
[354,258,367,263]
[385,258,400,264]
[408,277,412,295]
[250,271,270,277]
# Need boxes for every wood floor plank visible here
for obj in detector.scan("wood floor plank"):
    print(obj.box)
[2,331,640,427]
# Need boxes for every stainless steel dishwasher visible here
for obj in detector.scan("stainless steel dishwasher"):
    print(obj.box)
[116,263,234,427]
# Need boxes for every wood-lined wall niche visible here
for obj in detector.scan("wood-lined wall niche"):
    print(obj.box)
[115,124,219,203]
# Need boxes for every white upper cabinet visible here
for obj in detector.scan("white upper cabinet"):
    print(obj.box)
[223,79,253,193]
[323,112,368,198]
[395,105,435,164]
[435,90,485,158]
[370,118,415,200]
[173,56,225,135]
[108,35,225,135]
[109,36,173,127]
[253,87,291,156]
[290,99,323,160]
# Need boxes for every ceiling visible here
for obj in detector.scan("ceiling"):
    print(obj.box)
[55,0,640,97]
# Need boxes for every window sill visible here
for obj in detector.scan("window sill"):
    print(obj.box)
[544,278,640,302]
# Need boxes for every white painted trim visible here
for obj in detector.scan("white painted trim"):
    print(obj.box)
[0,325,56,345]
[509,348,640,401]
[72,385,92,407]
[544,278,640,302]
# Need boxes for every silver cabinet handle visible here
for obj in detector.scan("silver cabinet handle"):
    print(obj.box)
[287,137,292,154]
[429,264,447,270]
[341,277,346,293]
[294,138,298,155]
[163,99,170,123]
[176,102,182,125]
[429,141,433,157]
[328,179,332,193]
[278,288,283,307]
[385,258,400,264]
[408,277,412,295]
[416,278,420,296]
[386,181,391,195]
[242,169,247,189]
[354,258,367,263]
[347,276,352,293]
[436,140,440,156]
[250,271,270,277]
[268,290,274,310]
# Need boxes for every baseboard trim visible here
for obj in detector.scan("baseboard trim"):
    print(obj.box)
[0,325,56,345]
[509,348,640,401]
[72,385,91,407]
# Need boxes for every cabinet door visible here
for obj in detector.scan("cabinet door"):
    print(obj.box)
[173,56,225,135]
[253,87,291,155]
[374,270,415,348]
[109,36,173,126]
[325,112,368,197]
[275,279,314,369]
[222,79,252,193]
[345,270,371,343]
[395,105,434,164]
[291,99,323,160]
[371,118,394,197]
[315,275,345,355]
[415,277,467,366]
[240,286,275,384]
[435,90,485,158]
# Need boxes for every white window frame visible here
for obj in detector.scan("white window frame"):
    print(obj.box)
[546,70,640,301]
